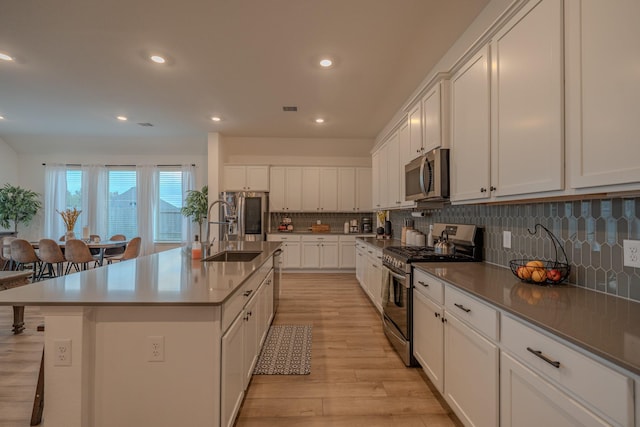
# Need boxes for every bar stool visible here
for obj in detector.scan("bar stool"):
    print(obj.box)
[37,238,67,280]
[9,239,41,281]
[64,240,99,274]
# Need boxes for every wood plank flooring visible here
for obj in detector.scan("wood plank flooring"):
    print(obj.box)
[236,273,460,427]
[0,273,460,426]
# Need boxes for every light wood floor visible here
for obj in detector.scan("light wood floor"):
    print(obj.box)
[0,273,460,426]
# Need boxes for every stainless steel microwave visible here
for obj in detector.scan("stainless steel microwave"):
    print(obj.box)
[404,148,450,201]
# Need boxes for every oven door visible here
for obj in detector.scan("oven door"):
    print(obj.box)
[382,266,410,340]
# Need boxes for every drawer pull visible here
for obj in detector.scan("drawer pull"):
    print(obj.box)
[434,312,440,318]
[417,280,429,287]
[527,347,561,368]
[454,303,471,313]
[243,290,253,297]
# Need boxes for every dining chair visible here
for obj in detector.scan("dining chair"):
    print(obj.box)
[104,234,126,257]
[9,239,41,281]
[106,237,141,264]
[37,239,67,280]
[1,236,15,270]
[88,235,102,255]
[64,239,99,274]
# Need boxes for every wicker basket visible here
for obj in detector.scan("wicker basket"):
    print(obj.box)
[509,224,571,286]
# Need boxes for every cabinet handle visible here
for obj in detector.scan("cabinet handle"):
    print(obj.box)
[490,186,496,191]
[417,280,429,287]
[243,290,253,297]
[247,311,252,317]
[526,347,561,368]
[434,312,440,318]
[454,303,471,313]
[480,187,487,193]
[442,317,447,323]
[371,264,378,269]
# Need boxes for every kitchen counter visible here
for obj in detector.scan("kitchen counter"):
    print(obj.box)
[357,236,401,249]
[0,241,282,307]
[269,231,375,236]
[413,262,640,375]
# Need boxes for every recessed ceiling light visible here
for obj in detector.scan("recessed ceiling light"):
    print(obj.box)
[319,58,333,68]
[315,118,325,124]
[117,116,128,121]
[211,116,222,122]
[0,115,5,120]
[150,55,166,64]
[0,52,13,61]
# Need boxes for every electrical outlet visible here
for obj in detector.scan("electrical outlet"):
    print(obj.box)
[53,339,72,366]
[503,231,512,249]
[147,336,164,362]
[623,240,640,268]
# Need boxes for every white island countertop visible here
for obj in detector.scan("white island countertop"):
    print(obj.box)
[0,241,281,306]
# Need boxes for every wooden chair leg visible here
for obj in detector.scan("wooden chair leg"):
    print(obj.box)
[30,348,44,425]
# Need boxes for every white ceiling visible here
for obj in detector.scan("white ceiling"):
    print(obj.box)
[0,0,489,155]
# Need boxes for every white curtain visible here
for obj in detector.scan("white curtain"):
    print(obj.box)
[81,164,108,239]
[181,164,196,245]
[43,163,68,239]
[136,165,158,256]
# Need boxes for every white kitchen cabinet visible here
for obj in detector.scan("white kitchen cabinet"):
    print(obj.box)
[242,289,259,388]
[355,242,367,284]
[223,165,269,192]
[258,271,274,347]
[408,102,422,157]
[269,167,302,212]
[413,278,444,393]
[421,79,449,152]
[359,243,383,312]
[371,149,384,210]
[443,312,499,427]
[566,0,640,190]
[338,167,373,212]
[301,167,338,212]
[397,120,414,208]
[301,168,321,211]
[450,45,491,203]
[220,313,244,427]
[490,0,563,197]
[267,234,301,269]
[301,235,339,269]
[319,167,338,211]
[338,235,356,269]
[355,167,373,212]
[386,131,402,208]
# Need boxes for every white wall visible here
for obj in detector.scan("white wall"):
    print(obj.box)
[0,137,18,186]
[15,152,207,242]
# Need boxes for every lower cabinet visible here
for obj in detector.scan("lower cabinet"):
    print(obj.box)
[338,235,356,269]
[267,235,301,269]
[301,235,339,269]
[413,289,444,393]
[355,240,383,313]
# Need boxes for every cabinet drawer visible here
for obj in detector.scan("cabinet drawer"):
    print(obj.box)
[222,263,271,332]
[267,234,301,242]
[501,315,633,426]
[413,268,444,305]
[444,285,498,341]
[301,235,339,242]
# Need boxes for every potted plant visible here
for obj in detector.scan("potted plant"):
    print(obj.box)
[0,183,43,234]
[180,185,208,242]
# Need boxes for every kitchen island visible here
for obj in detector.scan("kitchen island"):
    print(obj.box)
[0,241,281,427]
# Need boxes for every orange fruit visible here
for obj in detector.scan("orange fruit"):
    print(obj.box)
[526,260,545,268]
[517,266,531,280]
[531,268,547,283]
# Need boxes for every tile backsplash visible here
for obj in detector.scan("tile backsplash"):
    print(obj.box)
[269,212,373,234]
[389,197,640,302]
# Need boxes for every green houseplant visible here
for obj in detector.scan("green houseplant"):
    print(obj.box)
[0,183,43,233]
[180,185,209,241]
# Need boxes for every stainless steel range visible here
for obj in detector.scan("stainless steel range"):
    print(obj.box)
[382,223,482,366]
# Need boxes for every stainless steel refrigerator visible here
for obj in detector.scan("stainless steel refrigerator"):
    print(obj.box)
[219,191,269,241]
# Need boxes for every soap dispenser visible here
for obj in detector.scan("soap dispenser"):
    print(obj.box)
[192,235,202,259]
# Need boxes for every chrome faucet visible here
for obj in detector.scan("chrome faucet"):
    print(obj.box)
[203,199,236,257]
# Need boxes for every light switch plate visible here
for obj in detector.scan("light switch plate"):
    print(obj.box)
[623,240,640,268]
[503,231,512,249]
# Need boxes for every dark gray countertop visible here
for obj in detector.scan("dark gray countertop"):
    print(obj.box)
[413,262,640,375]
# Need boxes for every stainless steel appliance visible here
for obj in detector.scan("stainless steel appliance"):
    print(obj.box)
[361,217,372,233]
[405,148,449,201]
[273,248,282,313]
[219,191,269,241]
[382,223,482,366]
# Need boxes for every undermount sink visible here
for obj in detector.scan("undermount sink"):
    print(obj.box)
[202,251,262,262]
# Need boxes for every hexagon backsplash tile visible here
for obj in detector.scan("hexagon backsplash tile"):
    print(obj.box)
[389,196,640,302]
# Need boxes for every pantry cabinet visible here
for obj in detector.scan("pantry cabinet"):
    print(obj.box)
[223,165,269,192]
[565,0,640,190]
[269,167,302,212]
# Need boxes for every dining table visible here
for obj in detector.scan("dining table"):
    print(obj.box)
[30,238,130,266]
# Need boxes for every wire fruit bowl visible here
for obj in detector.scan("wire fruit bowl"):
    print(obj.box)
[509,224,571,286]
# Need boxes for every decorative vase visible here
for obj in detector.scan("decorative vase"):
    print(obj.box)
[65,230,76,241]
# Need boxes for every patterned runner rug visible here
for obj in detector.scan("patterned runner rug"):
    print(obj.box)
[253,324,312,375]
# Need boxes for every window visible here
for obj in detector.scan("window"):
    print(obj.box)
[108,169,138,239]
[157,169,183,242]
[65,169,82,234]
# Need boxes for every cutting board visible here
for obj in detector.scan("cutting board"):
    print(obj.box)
[311,224,330,233]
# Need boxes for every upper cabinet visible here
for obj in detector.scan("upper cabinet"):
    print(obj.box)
[422,80,450,153]
[301,167,338,212]
[269,167,302,212]
[223,165,269,192]
[408,103,423,157]
[338,167,372,212]
[565,0,640,190]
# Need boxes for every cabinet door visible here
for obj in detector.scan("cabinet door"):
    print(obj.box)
[355,247,366,283]
[223,166,247,191]
[444,312,498,427]
[422,82,443,152]
[301,168,321,211]
[368,257,383,312]
[413,291,444,393]
[319,167,338,211]
[282,241,301,269]
[285,167,303,211]
[566,0,640,189]
[221,313,245,427]
[338,168,356,212]
[246,166,269,191]
[301,241,321,268]
[243,295,259,389]
[269,167,286,212]
[320,241,339,269]
[501,352,610,427]
[356,167,372,211]
[371,151,382,210]
[450,45,491,202]
[491,0,563,196]
[408,103,422,157]
[397,121,414,208]
[339,240,356,269]
[259,272,274,346]
[386,132,401,208]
